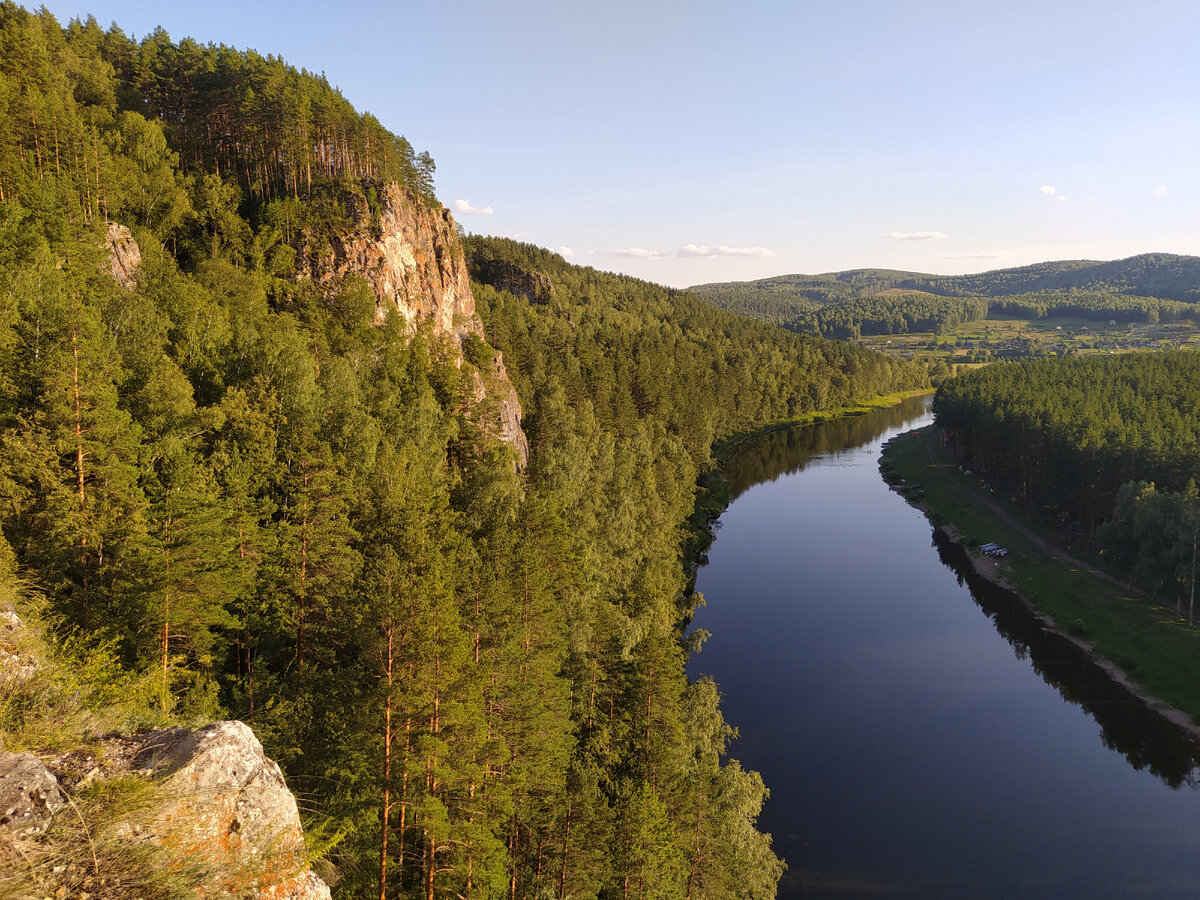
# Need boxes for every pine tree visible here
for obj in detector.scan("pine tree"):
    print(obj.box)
[3,250,150,627]
[145,450,241,712]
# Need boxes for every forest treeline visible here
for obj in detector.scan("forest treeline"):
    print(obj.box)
[692,254,1200,337]
[0,5,929,898]
[933,353,1200,611]
[0,3,434,216]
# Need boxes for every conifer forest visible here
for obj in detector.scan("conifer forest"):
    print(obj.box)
[0,6,931,897]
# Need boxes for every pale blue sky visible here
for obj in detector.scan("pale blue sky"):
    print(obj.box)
[32,0,1200,286]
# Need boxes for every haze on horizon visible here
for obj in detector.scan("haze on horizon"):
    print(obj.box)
[30,0,1200,288]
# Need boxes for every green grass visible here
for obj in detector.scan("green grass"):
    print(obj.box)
[881,428,1200,726]
[859,315,1200,367]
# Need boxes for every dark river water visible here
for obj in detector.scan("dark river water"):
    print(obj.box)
[687,396,1200,898]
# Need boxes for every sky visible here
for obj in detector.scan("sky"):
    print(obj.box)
[30,0,1200,287]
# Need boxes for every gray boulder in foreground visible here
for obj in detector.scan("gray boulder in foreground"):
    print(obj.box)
[128,720,332,899]
[0,751,65,835]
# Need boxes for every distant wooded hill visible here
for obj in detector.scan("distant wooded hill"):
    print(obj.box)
[690,254,1200,338]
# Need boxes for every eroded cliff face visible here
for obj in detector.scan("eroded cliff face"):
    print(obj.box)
[303,184,480,339]
[105,222,142,291]
[301,183,529,466]
[102,185,530,467]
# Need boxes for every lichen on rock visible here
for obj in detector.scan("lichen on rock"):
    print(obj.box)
[0,720,331,900]
[126,721,331,899]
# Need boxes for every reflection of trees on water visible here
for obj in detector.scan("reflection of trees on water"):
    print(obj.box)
[722,395,931,502]
[933,530,1200,790]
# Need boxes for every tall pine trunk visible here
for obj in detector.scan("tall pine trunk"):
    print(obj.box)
[379,625,394,900]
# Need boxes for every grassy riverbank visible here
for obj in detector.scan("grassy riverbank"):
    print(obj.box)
[881,427,1200,731]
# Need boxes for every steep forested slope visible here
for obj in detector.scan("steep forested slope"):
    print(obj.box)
[0,5,926,897]
[468,238,929,465]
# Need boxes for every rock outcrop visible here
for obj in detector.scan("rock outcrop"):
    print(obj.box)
[0,751,65,835]
[474,258,557,307]
[0,606,35,685]
[301,182,528,466]
[302,183,479,340]
[1,721,330,899]
[99,186,529,467]
[123,721,331,899]
[489,351,528,458]
[105,222,142,290]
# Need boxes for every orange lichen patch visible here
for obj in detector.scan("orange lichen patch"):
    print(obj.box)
[128,722,329,899]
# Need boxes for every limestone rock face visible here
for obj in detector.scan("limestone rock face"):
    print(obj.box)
[0,751,65,835]
[303,182,528,467]
[130,721,331,900]
[105,222,142,290]
[303,183,480,341]
[488,350,530,463]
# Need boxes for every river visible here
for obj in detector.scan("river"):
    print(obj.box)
[687,395,1200,898]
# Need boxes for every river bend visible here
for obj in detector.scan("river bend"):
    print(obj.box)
[688,396,1200,898]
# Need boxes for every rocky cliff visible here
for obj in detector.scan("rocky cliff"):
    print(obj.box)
[474,258,558,308]
[302,183,479,339]
[101,184,529,467]
[300,183,529,465]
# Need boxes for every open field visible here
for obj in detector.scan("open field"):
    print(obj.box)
[859,316,1200,368]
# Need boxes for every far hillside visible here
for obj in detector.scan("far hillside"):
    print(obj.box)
[690,254,1200,341]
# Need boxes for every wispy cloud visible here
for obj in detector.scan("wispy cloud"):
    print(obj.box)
[611,247,666,259]
[556,246,576,257]
[1040,184,1067,201]
[454,198,494,215]
[1154,185,1169,197]
[677,244,775,258]
[886,231,948,241]
[611,243,775,260]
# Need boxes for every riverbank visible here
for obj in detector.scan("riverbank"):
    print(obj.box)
[880,425,1200,741]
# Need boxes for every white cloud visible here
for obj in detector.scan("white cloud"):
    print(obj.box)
[1154,185,1169,197]
[886,231,948,241]
[677,243,776,258]
[454,198,494,215]
[556,246,576,257]
[610,243,775,260]
[611,247,665,259]
[943,253,1000,260]
[1040,184,1066,201]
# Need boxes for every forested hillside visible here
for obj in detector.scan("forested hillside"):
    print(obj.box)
[467,239,927,464]
[0,5,928,898]
[933,353,1200,608]
[692,255,1200,338]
